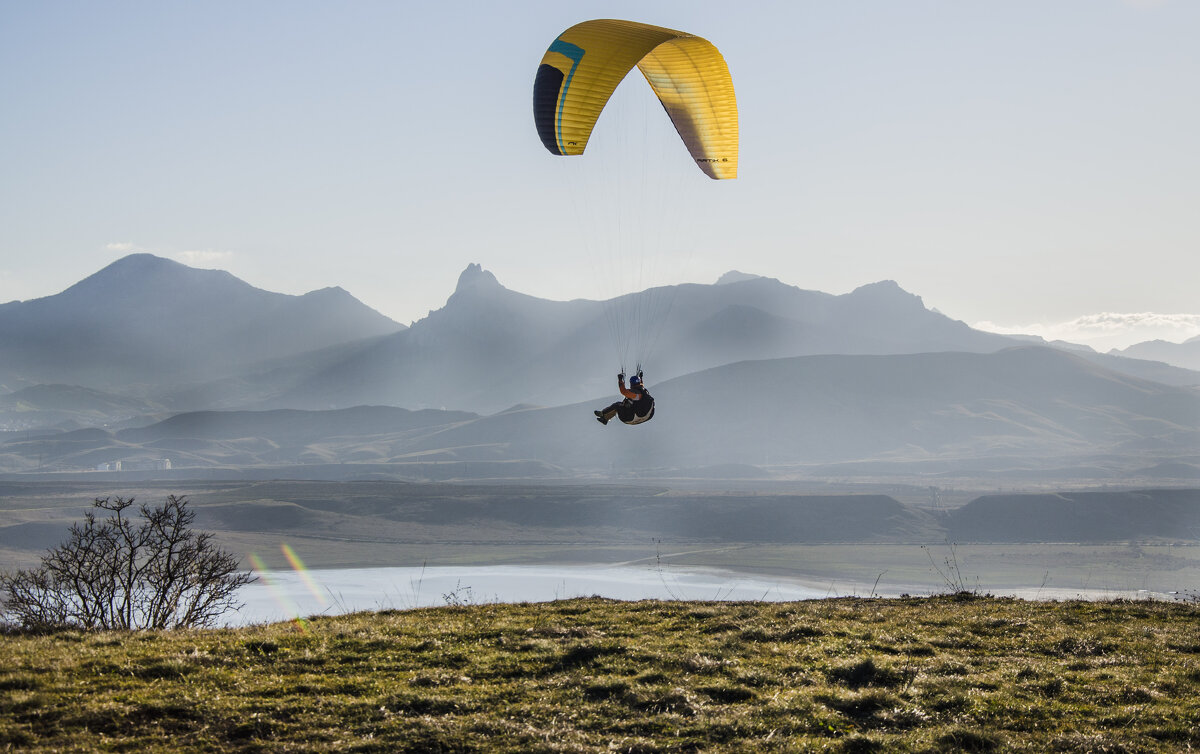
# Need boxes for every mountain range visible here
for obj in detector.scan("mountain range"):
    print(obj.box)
[0,254,404,392]
[2,345,1197,480]
[263,264,1200,414]
[3,255,1197,419]
[1112,336,1200,372]
[0,254,1197,480]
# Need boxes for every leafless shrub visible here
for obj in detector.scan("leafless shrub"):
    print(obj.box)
[0,495,254,631]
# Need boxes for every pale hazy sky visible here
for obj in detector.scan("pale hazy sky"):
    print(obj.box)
[2,1,1197,350]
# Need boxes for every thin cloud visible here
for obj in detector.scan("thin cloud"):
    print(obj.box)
[976,312,1200,350]
[1068,312,1200,332]
[173,250,234,268]
[105,243,234,270]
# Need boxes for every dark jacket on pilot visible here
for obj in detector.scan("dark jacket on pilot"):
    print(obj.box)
[595,373,654,425]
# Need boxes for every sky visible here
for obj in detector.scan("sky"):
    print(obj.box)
[2,1,1197,351]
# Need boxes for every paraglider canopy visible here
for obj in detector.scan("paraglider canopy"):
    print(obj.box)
[533,18,738,179]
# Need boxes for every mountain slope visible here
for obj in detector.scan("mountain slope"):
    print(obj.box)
[398,346,1200,473]
[266,263,606,412]
[265,268,1028,414]
[6,346,1193,477]
[0,254,404,387]
[0,384,165,432]
[1112,336,1200,371]
[4,258,1197,429]
[944,488,1200,542]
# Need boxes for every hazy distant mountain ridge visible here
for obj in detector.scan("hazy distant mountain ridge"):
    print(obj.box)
[4,346,1194,478]
[264,269,1200,413]
[268,268,1032,413]
[1112,336,1200,371]
[944,489,1200,542]
[271,263,605,412]
[715,270,764,285]
[397,345,1199,472]
[3,256,1198,434]
[0,254,404,388]
[0,384,166,432]
[118,405,477,444]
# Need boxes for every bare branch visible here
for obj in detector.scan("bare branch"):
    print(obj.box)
[1,494,255,631]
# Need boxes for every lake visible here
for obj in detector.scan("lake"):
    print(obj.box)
[229,562,1179,626]
[229,563,835,626]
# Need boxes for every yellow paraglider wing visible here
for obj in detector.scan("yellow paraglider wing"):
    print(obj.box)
[533,19,738,179]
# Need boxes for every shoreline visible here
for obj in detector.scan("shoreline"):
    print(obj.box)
[230,561,1187,627]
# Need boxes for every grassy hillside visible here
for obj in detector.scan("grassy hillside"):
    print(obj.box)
[3,596,1198,752]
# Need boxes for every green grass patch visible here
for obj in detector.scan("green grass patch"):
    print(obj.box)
[2,596,1199,752]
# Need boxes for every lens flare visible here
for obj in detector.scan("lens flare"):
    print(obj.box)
[281,543,327,606]
[247,552,309,631]
[246,546,326,632]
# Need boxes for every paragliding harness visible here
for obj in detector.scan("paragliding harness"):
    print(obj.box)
[596,368,656,426]
[624,392,655,425]
[621,368,654,425]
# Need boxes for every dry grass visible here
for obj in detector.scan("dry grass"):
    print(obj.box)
[2,596,1199,752]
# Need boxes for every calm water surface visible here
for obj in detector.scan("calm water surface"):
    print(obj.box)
[229,564,832,626]
[229,563,1177,626]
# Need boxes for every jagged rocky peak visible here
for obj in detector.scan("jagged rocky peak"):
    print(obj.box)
[455,263,502,293]
[300,286,352,301]
[849,279,925,308]
[716,270,765,285]
[852,279,904,294]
